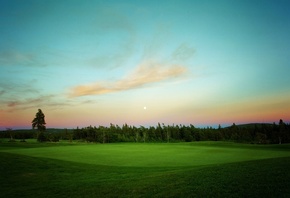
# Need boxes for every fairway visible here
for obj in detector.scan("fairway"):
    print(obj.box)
[1,141,290,197]
[2,142,290,167]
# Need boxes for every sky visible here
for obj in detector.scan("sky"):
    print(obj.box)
[1,0,290,130]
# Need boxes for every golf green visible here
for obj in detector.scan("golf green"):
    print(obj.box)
[3,142,290,167]
[1,141,290,197]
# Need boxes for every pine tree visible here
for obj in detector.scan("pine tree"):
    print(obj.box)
[32,109,46,141]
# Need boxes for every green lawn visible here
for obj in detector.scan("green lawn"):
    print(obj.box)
[1,141,290,197]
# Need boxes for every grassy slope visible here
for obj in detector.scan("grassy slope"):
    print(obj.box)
[1,142,290,197]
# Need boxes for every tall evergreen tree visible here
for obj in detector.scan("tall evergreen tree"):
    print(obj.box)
[32,109,46,142]
[32,109,46,131]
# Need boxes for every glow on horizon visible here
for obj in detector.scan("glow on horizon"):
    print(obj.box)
[1,0,290,130]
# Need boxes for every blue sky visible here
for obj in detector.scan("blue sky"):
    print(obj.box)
[1,0,290,129]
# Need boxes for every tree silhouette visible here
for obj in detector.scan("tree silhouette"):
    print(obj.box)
[32,109,46,142]
[32,109,46,131]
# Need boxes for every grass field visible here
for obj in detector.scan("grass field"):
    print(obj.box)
[1,141,290,197]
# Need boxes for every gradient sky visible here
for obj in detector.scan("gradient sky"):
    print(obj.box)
[1,0,290,130]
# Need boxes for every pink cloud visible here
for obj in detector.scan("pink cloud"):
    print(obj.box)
[70,62,188,97]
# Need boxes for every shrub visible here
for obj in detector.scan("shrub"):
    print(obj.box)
[37,132,47,142]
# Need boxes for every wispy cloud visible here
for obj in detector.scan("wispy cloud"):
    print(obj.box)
[2,94,71,112]
[0,50,32,66]
[70,62,188,97]
[0,81,40,100]
[0,90,5,96]
[7,101,19,107]
[87,7,136,69]
[0,50,46,67]
[172,43,195,61]
[4,95,53,111]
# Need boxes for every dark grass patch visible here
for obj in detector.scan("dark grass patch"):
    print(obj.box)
[1,151,290,198]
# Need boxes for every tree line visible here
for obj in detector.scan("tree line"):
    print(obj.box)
[71,120,290,144]
[1,108,289,144]
[2,120,289,144]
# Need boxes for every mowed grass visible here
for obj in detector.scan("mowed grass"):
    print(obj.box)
[1,141,290,197]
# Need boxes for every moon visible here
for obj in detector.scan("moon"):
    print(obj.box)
[143,106,147,110]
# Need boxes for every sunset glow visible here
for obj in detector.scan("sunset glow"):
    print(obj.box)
[1,0,290,130]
